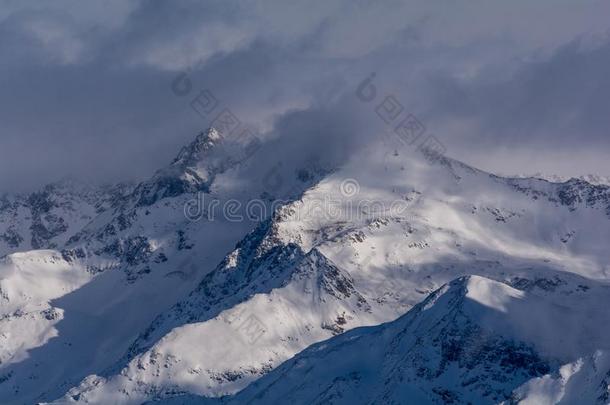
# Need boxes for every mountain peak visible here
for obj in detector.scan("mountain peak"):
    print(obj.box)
[130,128,243,207]
[459,275,525,312]
[416,275,524,321]
[172,127,223,166]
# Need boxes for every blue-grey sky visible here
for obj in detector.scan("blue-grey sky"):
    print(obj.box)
[1,0,609,191]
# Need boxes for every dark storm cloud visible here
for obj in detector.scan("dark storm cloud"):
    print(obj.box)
[428,40,610,146]
[0,62,199,191]
[1,0,609,191]
[418,39,610,175]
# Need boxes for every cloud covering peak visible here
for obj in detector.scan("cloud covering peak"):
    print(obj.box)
[1,0,609,191]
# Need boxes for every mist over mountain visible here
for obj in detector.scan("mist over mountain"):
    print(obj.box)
[1,2,610,405]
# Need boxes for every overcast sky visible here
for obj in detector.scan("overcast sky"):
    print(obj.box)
[1,0,609,191]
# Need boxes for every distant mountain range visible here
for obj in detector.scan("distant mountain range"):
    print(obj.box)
[1,128,609,404]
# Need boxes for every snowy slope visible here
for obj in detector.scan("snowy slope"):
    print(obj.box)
[224,275,610,405]
[53,141,610,404]
[0,250,90,367]
[513,350,610,404]
[0,129,300,404]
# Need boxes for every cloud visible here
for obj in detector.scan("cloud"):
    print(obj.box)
[0,0,609,191]
[420,39,610,176]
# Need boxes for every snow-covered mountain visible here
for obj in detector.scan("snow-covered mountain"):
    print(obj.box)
[0,128,259,403]
[0,180,132,257]
[1,128,610,404]
[226,275,610,404]
[137,274,610,404]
